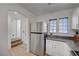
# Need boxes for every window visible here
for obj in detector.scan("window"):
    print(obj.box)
[59,17,68,33]
[49,19,57,33]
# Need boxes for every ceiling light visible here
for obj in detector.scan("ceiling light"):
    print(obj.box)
[14,11,18,14]
[48,3,53,5]
[48,3,57,6]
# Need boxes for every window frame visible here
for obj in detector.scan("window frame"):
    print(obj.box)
[59,17,68,33]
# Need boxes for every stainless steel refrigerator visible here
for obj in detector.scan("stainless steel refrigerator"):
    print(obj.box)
[30,22,47,56]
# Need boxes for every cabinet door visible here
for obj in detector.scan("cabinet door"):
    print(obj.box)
[52,41,71,56]
[46,40,52,55]
[72,16,79,29]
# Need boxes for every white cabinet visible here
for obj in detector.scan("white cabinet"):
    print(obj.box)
[72,16,79,30]
[46,40,52,55]
[46,40,72,56]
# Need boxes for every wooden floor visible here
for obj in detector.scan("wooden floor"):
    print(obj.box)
[9,44,35,56]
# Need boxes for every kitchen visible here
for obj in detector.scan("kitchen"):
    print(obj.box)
[0,3,79,56]
[28,3,79,56]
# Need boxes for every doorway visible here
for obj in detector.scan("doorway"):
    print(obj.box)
[8,11,29,55]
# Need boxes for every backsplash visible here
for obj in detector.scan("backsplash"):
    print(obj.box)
[47,34,72,40]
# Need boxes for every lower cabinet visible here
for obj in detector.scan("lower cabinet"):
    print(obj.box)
[46,40,52,55]
[46,40,72,56]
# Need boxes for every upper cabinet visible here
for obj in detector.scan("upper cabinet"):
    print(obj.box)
[72,15,79,30]
[72,7,79,30]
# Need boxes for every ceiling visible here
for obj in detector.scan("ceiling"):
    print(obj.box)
[19,3,79,16]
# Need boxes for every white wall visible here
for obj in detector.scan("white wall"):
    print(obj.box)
[0,3,34,56]
[72,7,79,16]
[34,8,76,36]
